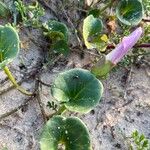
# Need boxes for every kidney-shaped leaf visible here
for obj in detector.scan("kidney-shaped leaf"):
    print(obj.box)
[0,24,19,69]
[83,15,103,50]
[40,116,92,150]
[51,68,103,113]
[116,0,144,26]
[44,20,69,41]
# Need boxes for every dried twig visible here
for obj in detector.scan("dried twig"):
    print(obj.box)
[142,19,150,22]
[36,78,52,87]
[35,78,48,123]
[0,97,33,121]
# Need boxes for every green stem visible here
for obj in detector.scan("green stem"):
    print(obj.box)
[55,105,67,115]
[3,66,33,96]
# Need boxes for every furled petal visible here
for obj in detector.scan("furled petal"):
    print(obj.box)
[106,27,143,64]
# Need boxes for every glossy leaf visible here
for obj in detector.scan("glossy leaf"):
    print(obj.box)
[0,25,19,69]
[40,116,92,150]
[116,0,144,26]
[51,68,103,113]
[44,20,68,41]
[83,15,104,51]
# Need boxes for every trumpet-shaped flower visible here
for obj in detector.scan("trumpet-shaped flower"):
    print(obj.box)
[106,27,143,64]
[91,27,143,78]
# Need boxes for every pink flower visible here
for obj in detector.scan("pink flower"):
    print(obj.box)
[106,27,143,64]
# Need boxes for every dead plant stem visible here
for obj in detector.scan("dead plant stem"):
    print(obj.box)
[0,97,33,121]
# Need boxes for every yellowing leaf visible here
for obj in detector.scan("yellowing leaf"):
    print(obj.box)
[100,34,109,42]
[83,15,103,49]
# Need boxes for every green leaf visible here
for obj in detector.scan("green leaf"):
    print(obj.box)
[83,15,103,50]
[132,130,139,138]
[14,0,45,27]
[142,140,149,148]
[51,40,70,56]
[139,134,145,142]
[0,24,19,69]
[40,116,92,150]
[0,1,9,18]
[44,20,69,41]
[116,0,144,26]
[88,9,100,18]
[51,68,103,113]
[43,20,69,55]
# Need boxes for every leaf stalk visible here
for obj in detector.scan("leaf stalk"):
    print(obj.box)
[3,66,33,96]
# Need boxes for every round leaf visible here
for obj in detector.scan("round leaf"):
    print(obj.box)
[83,15,103,49]
[40,116,92,150]
[116,0,144,26]
[44,20,69,41]
[51,68,103,113]
[0,24,19,69]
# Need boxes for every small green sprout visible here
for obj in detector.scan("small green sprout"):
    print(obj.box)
[130,130,150,150]
[47,101,58,111]
[13,0,45,27]
[0,24,32,96]
[40,116,92,150]
[143,0,150,16]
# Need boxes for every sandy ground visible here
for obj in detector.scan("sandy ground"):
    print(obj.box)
[0,0,150,150]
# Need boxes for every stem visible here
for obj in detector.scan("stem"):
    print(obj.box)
[106,43,150,49]
[135,43,150,48]
[55,105,67,115]
[3,66,33,96]
[142,19,150,22]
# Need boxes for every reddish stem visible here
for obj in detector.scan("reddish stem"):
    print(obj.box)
[142,19,150,22]
[106,43,150,49]
[135,43,150,48]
